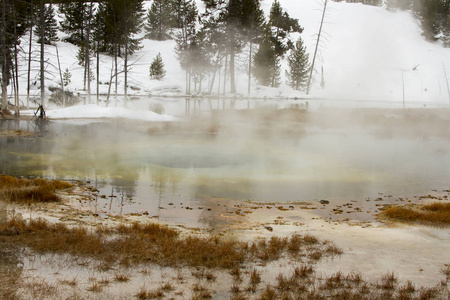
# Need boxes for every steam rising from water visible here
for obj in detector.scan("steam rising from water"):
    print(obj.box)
[1,106,450,216]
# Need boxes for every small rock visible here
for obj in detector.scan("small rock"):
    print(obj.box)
[264,226,273,232]
[319,200,330,205]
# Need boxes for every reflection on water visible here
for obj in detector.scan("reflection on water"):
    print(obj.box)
[1,104,450,226]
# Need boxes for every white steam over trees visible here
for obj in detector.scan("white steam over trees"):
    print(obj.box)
[174,0,198,94]
[253,0,303,87]
[336,0,450,46]
[2,0,449,113]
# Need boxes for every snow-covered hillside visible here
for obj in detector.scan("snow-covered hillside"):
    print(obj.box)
[17,0,450,107]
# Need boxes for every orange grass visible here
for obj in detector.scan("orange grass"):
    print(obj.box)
[381,202,450,226]
[0,218,340,269]
[0,175,73,203]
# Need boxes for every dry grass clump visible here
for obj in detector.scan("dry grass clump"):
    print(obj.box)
[0,218,339,270]
[248,234,341,263]
[0,175,73,204]
[252,269,448,300]
[136,287,165,299]
[381,202,450,226]
[0,267,21,300]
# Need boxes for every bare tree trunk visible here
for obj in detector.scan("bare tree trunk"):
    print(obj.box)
[230,44,236,94]
[27,0,34,109]
[306,0,327,95]
[123,0,128,107]
[40,0,45,108]
[1,0,9,110]
[96,41,99,105]
[247,39,253,96]
[223,54,228,95]
[106,58,114,107]
[443,63,450,105]
[402,71,405,108]
[13,0,20,116]
[208,59,220,95]
[114,45,118,107]
[56,44,65,106]
[86,3,93,104]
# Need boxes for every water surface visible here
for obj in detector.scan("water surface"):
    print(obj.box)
[1,103,450,225]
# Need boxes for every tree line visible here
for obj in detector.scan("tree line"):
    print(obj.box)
[1,0,312,114]
[1,0,447,114]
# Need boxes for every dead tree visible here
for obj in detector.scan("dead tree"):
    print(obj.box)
[307,0,328,95]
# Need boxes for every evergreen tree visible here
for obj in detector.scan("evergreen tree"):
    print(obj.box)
[62,68,72,86]
[1,0,31,109]
[197,0,264,94]
[386,0,413,11]
[269,0,302,60]
[35,3,58,45]
[253,0,302,87]
[175,0,198,93]
[149,53,166,80]
[58,1,91,46]
[144,0,177,40]
[286,38,310,91]
[96,0,145,56]
[253,24,280,87]
[414,0,450,44]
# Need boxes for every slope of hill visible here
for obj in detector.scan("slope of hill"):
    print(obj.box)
[16,0,450,108]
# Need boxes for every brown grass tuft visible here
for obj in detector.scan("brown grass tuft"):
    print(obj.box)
[0,175,73,204]
[0,218,337,270]
[381,202,450,226]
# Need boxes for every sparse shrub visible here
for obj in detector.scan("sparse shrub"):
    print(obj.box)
[259,285,276,300]
[114,272,130,282]
[136,288,165,299]
[398,280,416,299]
[441,264,450,280]
[378,272,397,290]
[303,234,319,244]
[248,268,262,292]
[294,265,315,279]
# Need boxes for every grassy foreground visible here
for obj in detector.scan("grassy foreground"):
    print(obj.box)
[0,217,342,269]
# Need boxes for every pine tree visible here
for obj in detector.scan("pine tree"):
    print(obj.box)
[253,1,302,88]
[175,0,198,93]
[149,53,166,80]
[1,0,31,110]
[144,0,177,40]
[96,0,145,56]
[414,0,450,43]
[269,0,302,60]
[34,3,58,45]
[59,1,91,46]
[386,0,412,11]
[62,68,72,86]
[286,38,310,91]
[253,24,280,87]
